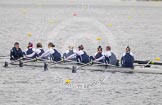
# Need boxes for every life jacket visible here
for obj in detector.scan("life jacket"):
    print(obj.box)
[65,50,74,58]
[121,53,134,68]
[51,49,61,61]
[80,51,90,63]
[26,48,34,55]
[37,49,44,57]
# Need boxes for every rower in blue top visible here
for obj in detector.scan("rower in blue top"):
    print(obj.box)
[23,42,35,59]
[39,42,61,62]
[10,42,23,60]
[90,46,105,63]
[66,45,90,64]
[25,42,45,59]
[63,45,76,61]
[121,46,134,68]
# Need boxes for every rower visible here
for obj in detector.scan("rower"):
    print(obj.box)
[25,42,45,58]
[67,45,90,63]
[39,42,61,62]
[104,46,118,66]
[23,42,36,59]
[90,46,105,63]
[10,42,23,60]
[63,45,76,61]
[121,46,134,68]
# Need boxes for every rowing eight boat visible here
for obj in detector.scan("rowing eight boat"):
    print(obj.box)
[3,59,162,74]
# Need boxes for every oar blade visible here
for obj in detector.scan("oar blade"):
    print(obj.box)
[19,60,23,67]
[72,66,77,73]
[44,63,48,71]
[3,61,9,67]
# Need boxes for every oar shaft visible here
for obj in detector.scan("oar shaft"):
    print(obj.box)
[134,60,162,65]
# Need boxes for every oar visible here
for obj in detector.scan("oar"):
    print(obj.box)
[19,58,41,67]
[91,61,116,67]
[72,62,92,73]
[3,57,40,68]
[43,59,83,71]
[71,60,118,73]
[42,58,66,71]
[134,57,162,66]
[144,60,152,68]
[3,57,25,67]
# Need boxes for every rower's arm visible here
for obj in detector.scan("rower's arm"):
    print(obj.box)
[39,49,52,58]
[95,55,105,61]
[66,54,76,60]
[25,52,36,58]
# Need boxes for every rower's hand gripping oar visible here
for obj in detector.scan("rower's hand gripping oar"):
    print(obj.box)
[44,62,48,71]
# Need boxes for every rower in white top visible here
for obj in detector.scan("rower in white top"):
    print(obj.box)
[25,42,44,59]
[90,46,105,63]
[66,45,90,63]
[23,42,36,59]
[63,45,77,61]
[39,42,61,62]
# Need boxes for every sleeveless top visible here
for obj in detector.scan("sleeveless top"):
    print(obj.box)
[51,49,61,61]
[121,53,134,67]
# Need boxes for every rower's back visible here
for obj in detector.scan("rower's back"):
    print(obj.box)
[51,49,61,61]
[64,50,74,58]
[37,49,45,57]
[121,52,134,68]
[80,51,90,63]
[109,52,117,65]
[26,48,34,55]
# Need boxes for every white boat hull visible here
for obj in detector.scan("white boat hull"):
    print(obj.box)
[7,61,162,74]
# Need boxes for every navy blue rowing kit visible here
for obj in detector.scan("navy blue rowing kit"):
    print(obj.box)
[121,52,134,68]
[26,48,34,55]
[25,48,45,59]
[10,47,23,60]
[63,49,76,61]
[63,50,75,58]
[104,51,118,65]
[37,49,44,57]
[90,52,105,63]
[76,51,90,63]
[24,48,36,59]
[51,49,61,61]
[39,48,61,62]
